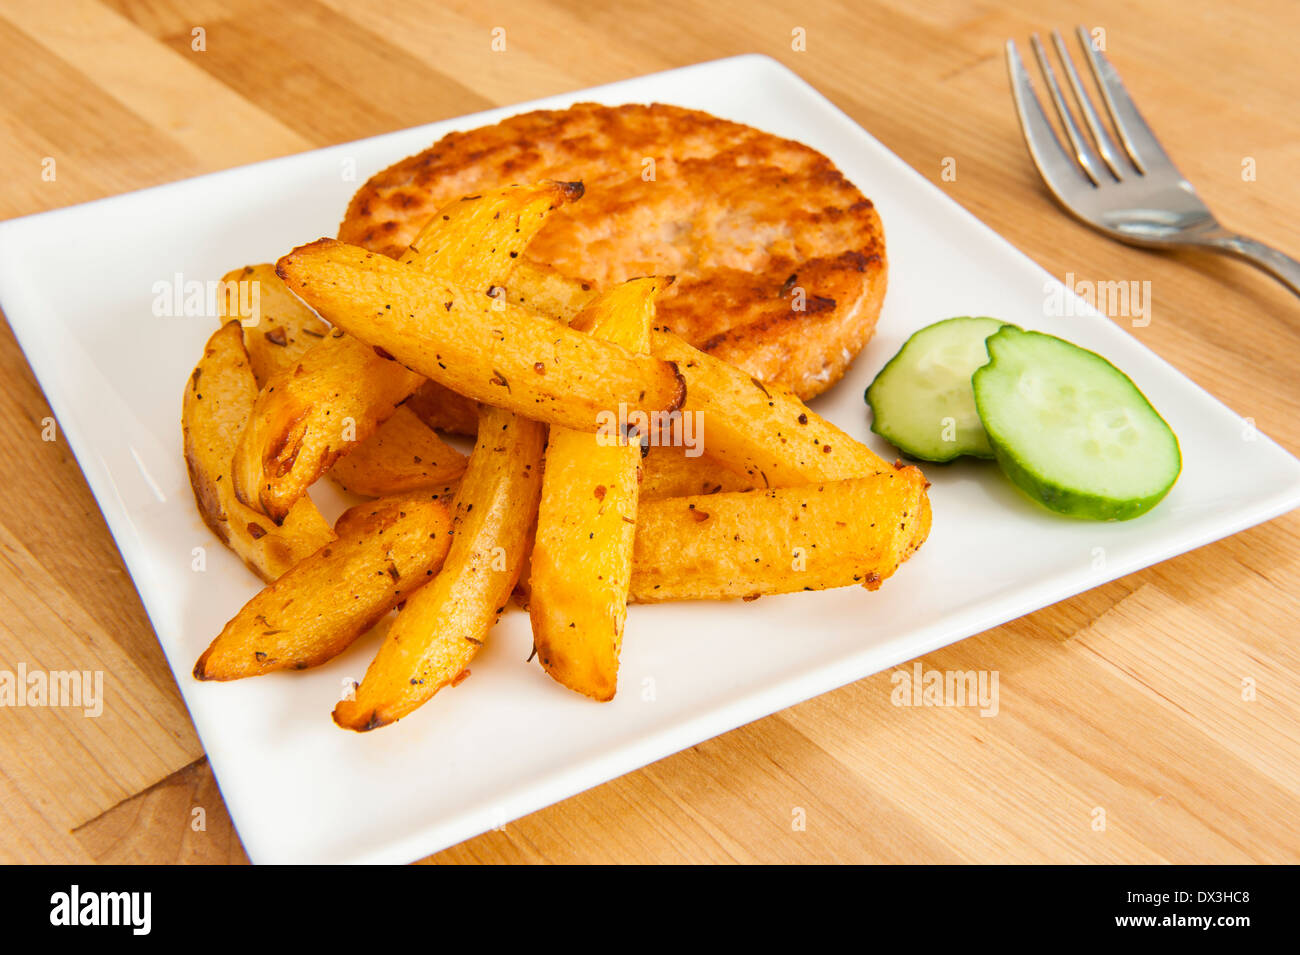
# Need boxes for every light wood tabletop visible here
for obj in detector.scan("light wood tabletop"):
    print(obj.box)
[0,0,1297,865]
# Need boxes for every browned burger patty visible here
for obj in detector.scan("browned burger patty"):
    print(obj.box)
[340,103,886,399]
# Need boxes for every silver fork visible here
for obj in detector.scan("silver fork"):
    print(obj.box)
[1006,26,1300,298]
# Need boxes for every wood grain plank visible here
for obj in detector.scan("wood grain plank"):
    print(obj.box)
[0,0,309,170]
[0,519,200,832]
[74,759,248,864]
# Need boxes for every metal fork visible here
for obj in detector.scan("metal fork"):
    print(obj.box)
[1006,26,1300,298]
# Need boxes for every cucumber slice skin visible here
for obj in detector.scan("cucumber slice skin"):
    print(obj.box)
[973,327,1182,521]
[865,317,1012,463]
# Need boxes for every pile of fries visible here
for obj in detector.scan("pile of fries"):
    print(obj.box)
[183,181,931,730]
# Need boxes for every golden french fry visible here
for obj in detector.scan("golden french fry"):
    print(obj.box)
[193,495,453,681]
[183,322,335,582]
[218,263,329,386]
[277,239,686,434]
[233,181,580,523]
[329,405,468,497]
[503,259,895,485]
[332,485,460,537]
[219,266,461,503]
[629,469,931,602]
[231,331,421,523]
[507,259,596,319]
[405,379,480,436]
[505,258,593,320]
[639,445,755,500]
[333,405,545,730]
[529,278,663,701]
[649,330,891,485]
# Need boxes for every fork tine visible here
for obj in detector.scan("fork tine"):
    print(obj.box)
[1029,34,1102,185]
[1005,39,1092,196]
[1074,25,1173,174]
[1051,30,1124,180]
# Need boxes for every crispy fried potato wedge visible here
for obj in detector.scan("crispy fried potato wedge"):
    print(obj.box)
[221,265,461,496]
[503,259,895,485]
[639,445,755,500]
[183,322,335,582]
[231,330,421,523]
[234,181,578,523]
[529,278,663,701]
[507,259,596,318]
[629,469,931,602]
[218,263,330,386]
[405,379,480,436]
[505,259,593,321]
[649,330,891,485]
[193,495,453,680]
[333,405,545,730]
[329,405,468,496]
[332,485,460,537]
[278,240,686,434]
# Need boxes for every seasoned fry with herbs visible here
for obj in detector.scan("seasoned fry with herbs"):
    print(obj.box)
[529,278,664,701]
[500,259,894,484]
[333,405,546,730]
[193,495,453,681]
[218,263,330,386]
[649,330,891,486]
[329,405,468,497]
[405,378,480,436]
[629,469,931,602]
[639,445,755,500]
[183,321,335,582]
[231,330,422,523]
[332,485,460,537]
[232,181,580,523]
[276,239,686,435]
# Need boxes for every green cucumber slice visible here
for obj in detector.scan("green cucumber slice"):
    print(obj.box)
[972,327,1181,521]
[865,316,1011,461]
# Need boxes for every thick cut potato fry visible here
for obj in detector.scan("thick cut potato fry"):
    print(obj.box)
[183,322,335,582]
[529,278,663,701]
[649,330,891,485]
[221,265,460,495]
[505,258,593,320]
[332,485,459,537]
[218,263,329,386]
[333,405,545,730]
[231,330,422,523]
[629,469,931,602]
[277,240,686,434]
[234,181,578,523]
[329,405,468,496]
[504,259,894,484]
[639,445,755,500]
[193,495,453,680]
[506,259,596,319]
[405,379,480,436]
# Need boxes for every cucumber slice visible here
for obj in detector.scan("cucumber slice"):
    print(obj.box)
[865,316,1011,461]
[972,327,1181,521]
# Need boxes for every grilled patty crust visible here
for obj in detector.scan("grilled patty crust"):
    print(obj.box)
[340,102,886,399]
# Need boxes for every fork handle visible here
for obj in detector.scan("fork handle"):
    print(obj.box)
[1196,232,1300,298]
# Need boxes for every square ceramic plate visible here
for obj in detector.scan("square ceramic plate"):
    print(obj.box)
[1,55,1297,864]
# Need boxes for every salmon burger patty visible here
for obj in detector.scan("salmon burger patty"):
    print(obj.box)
[339,102,886,399]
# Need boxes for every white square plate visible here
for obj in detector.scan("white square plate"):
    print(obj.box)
[2,55,1297,864]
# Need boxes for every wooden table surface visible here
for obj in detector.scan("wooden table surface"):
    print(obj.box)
[1,0,1297,865]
